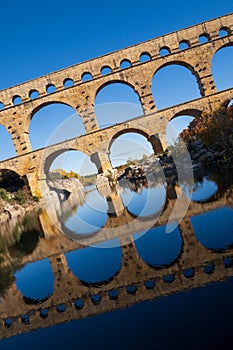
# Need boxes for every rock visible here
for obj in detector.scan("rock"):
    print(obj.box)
[4,203,25,219]
[49,178,84,193]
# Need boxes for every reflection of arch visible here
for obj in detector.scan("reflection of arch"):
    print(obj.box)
[15,259,54,303]
[120,185,166,219]
[65,241,122,286]
[133,225,183,268]
[191,207,233,251]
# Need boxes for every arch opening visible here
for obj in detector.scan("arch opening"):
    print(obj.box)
[211,45,233,91]
[29,89,39,100]
[219,27,230,37]
[227,100,233,116]
[12,95,22,105]
[199,33,210,44]
[15,259,54,303]
[159,47,170,57]
[109,132,166,218]
[65,239,122,286]
[46,84,56,94]
[0,169,25,192]
[94,82,143,129]
[152,63,201,110]
[109,131,154,169]
[179,40,190,50]
[133,224,182,268]
[166,114,196,146]
[140,52,151,62]
[0,124,17,161]
[63,78,74,88]
[45,150,108,237]
[29,103,85,151]
[191,207,233,251]
[120,59,131,69]
[81,72,92,82]
[48,149,97,185]
[101,66,112,75]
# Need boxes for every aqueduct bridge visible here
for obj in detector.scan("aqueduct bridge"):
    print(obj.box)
[0,13,233,196]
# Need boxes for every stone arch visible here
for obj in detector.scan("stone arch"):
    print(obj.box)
[0,168,26,192]
[0,124,17,161]
[29,102,85,151]
[42,147,92,177]
[109,128,163,168]
[109,127,151,151]
[94,80,143,129]
[151,61,201,109]
[222,98,233,109]
[39,147,97,201]
[94,79,140,100]
[211,42,233,92]
[30,100,78,120]
[170,108,202,121]
[167,109,202,145]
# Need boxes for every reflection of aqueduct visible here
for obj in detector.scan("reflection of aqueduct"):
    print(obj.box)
[0,13,232,196]
[0,185,233,339]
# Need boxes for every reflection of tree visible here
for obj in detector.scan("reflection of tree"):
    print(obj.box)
[0,265,16,297]
[0,214,43,296]
[10,230,41,256]
[207,171,233,198]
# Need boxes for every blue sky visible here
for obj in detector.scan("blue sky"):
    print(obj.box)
[0,1,232,173]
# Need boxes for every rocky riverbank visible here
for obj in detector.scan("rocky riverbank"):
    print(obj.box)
[0,196,40,223]
[0,177,84,225]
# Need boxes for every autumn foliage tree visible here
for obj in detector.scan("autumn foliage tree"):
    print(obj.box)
[180,102,233,163]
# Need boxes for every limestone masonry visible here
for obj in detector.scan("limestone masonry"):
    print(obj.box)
[0,13,232,196]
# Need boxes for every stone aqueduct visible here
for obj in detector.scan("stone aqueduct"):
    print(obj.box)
[0,13,232,196]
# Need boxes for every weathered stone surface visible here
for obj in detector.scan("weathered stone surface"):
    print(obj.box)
[0,13,232,197]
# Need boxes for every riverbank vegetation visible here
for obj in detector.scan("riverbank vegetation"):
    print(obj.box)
[49,169,97,186]
[0,171,39,205]
[180,102,233,168]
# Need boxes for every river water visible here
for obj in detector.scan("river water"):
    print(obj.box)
[0,169,233,349]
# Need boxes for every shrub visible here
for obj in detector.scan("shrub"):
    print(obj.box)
[0,188,9,201]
